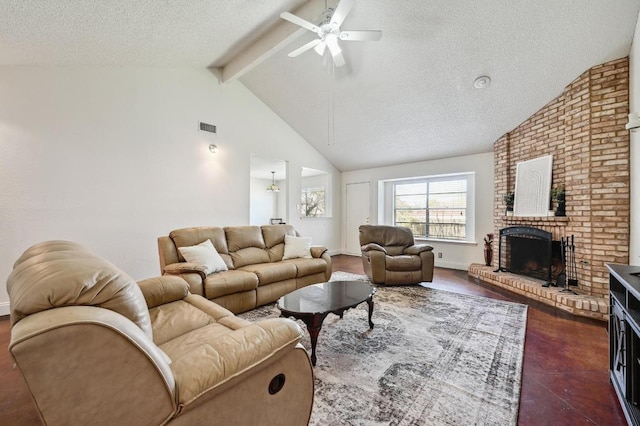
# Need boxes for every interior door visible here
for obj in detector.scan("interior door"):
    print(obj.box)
[345,182,371,255]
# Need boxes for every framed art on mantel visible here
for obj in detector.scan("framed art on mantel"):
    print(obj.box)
[514,155,553,217]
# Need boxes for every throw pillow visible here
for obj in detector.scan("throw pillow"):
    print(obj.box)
[178,239,228,274]
[282,235,312,260]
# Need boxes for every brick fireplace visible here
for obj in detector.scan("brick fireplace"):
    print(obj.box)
[469,57,630,321]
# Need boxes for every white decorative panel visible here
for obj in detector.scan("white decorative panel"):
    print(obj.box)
[514,155,553,216]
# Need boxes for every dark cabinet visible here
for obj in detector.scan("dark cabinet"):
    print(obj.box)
[607,264,640,425]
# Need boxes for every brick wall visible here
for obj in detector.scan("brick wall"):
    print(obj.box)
[493,57,630,298]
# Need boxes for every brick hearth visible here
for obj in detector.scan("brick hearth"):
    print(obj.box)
[472,57,630,321]
[468,264,608,321]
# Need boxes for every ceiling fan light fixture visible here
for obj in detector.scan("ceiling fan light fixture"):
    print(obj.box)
[280,0,381,67]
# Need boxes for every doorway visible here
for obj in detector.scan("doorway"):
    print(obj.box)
[345,182,370,255]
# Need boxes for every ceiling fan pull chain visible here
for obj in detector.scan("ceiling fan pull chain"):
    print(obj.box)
[327,59,334,146]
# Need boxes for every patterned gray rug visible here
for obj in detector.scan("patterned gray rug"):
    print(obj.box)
[240,271,527,425]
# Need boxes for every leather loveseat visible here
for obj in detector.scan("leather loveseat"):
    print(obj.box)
[7,241,314,426]
[359,224,435,285]
[158,224,332,314]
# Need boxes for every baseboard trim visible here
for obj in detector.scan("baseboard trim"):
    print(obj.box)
[327,249,345,256]
[434,260,468,271]
[0,301,10,317]
[330,250,361,256]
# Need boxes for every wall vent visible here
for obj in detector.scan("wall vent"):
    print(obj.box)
[199,122,217,133]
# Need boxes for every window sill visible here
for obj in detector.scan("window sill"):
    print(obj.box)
[415,237,477,245]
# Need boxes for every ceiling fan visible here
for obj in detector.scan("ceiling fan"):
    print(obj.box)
[280,0,382,67]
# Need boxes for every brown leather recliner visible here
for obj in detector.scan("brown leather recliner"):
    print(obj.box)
[359,225,434,285]
[6,241,314,426]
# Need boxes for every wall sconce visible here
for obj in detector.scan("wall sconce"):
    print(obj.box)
[626,112,640,132]
[266,171,280,192]
[200,122,218,153]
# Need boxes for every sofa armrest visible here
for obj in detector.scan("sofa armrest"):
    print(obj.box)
[163,262,207,280]
[138,275,189,309]
[361,243,387,253]
[169,317,303,406]
[403,244,434,255]
[310,246,328,258]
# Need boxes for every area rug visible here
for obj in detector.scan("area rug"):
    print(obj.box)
[239,271,528,425]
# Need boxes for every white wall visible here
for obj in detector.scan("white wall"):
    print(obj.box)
[341,152,494,270]
[630,10,640,266]
[0,66,341,315]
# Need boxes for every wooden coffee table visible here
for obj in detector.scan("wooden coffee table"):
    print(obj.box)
[277,280,375,366]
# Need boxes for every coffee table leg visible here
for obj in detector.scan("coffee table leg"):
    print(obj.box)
[302,313,329,367]
[366,297,374,329]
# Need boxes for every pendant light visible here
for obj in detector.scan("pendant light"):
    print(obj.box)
[267,171,280,192]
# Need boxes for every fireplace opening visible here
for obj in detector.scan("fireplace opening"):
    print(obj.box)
[495,226,563,285]
[508,237,563,281]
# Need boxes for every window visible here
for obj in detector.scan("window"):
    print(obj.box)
[300,167,331,218]
[301,185,326,217]
[387,173,474,242]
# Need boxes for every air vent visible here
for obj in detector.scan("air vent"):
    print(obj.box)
[199,122,217,133]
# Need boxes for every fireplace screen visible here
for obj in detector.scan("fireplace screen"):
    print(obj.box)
[495,226,556,284]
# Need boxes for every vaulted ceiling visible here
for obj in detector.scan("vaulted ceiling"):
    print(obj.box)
[2,0,639,171]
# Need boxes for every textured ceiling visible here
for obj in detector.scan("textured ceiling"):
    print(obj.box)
[1,1,639,171]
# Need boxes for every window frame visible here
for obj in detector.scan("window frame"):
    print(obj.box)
[381,172,476,243]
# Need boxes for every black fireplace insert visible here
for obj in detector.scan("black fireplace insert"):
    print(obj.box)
[494,226,560,285]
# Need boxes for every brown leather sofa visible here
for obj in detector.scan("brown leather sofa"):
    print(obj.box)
[158,224,332,314]
[7,241,314,426]
[359,225,435,285]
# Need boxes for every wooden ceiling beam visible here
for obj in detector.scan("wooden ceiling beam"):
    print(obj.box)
[216,0,338,85]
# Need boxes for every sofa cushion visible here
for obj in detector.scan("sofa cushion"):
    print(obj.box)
[385,246,406,256]
[169,227,233,269]
[159,318,303,406]
[204,270,259,299]
[225,226,265,252]
[225,226,271,268]
[261,224,296,248]
[262,225,296,262]
[359,225,415,248]
[386,254,422,271]
[230,247,271,268]
[7,240,153,339]
[239,262,297,286]
[149,300,241,346]
[178,239,228,274]
[282,258,329,277]
[282,235,312,260]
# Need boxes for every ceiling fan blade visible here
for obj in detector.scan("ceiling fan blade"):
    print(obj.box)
[280,12,320,33]
[326,36,345,67]
[314,40,327,56]
[330,0,354,28]
[288,39,322,57]
[339,30,382,41]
